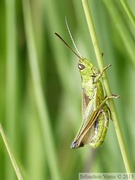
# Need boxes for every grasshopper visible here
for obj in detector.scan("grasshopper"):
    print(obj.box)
[55,20,119,149]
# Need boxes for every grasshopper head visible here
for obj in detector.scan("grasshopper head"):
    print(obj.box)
[78,58,99,78]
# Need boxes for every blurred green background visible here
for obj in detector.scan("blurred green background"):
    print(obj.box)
[0,0,135,179]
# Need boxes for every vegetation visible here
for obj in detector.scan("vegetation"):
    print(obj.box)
[0,0,135,179]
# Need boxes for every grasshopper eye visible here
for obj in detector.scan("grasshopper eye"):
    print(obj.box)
[78,64,85,70]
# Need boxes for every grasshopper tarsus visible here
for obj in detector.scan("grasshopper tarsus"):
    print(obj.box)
[112,94,120,99]
[102,63,112,72]
[107,63,112,68]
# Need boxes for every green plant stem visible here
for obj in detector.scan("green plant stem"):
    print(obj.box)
[5,0,18,179]
[103,0,135,66]
[120,0,135,26]
[82,0,132,173]
[22,0,61,179]
[0,124,23,180]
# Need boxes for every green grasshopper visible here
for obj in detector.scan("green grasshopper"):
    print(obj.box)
[55,21,119,149]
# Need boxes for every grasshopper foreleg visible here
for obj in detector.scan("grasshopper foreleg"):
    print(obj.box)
[93,64,112,83]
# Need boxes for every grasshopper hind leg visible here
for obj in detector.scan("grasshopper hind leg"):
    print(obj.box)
[89,108,109,148]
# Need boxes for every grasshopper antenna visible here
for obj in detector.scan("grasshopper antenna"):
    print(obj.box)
[65,17,82,58]
[55,33,81,59]
[55,18,82,59]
